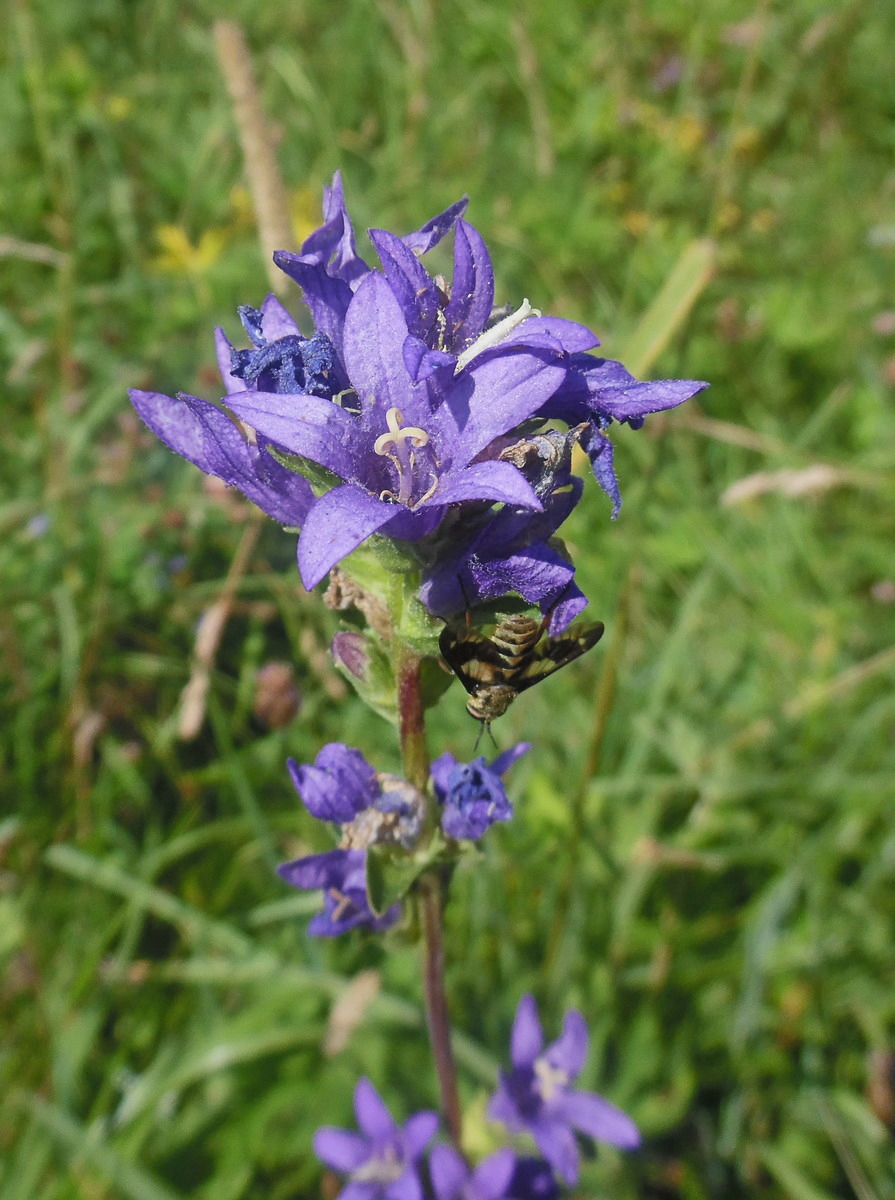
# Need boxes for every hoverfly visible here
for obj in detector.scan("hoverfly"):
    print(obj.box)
[439,611,605,734]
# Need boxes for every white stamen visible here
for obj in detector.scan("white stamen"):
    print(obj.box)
[534,1056,569,1102]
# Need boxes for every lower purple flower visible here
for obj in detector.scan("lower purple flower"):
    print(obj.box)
[278,849,400,937]
[430,1145,517,1200]
[314,1077,438,1200]
[488,995,640,1185]
[431,743,529,841]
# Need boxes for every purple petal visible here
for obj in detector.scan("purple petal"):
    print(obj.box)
[277,848,361,892]
[313,1127,370,1172]
[450,355,567,467]
[586,430,621,518]
[590,375,708,421]
[402,196,469,254]
[258,293,303,340]
[214,327,244,395]
[341,273,429,428]
[299,170,370,285]
[553,1090,641,1150]
[401,1111,439,1158]
[490,741,531,777]
[546,584,589,635]
[339,1184,379,1200]
[354,1078,398,1141]
[530,1117,580,1186]
[471,1148,517,1200]
[429,1145,467,1200]
[489,315,600,357]
[546,1009,588,1078]
[223,389,363,480]
[130,389,312,525]
[297,485,400,589]
[429,752,460,802]
[287,743,379,823]
[384,1167,424,1200]
[273,249,355,353]
[403,336,455,382]
[443,220,494,352]
[369,228,439,340]
[429,461,542,510]
[511,995,544,1067]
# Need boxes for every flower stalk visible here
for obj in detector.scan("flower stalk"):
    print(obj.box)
[396,649,464,1151]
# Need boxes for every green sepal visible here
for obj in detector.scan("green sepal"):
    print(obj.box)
[268,447,342,498]
[365,843,438,917]
[332,632,398,726]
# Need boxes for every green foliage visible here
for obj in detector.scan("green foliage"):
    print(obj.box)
[3,0,895,1197]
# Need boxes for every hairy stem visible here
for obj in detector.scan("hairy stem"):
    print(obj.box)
[396,653,463,1150]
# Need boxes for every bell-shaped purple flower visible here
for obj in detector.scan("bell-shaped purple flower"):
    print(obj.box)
[488,995,640,1185]
[419,429,589,634]
[278,849,400,937]
[429,1146,517,1200]
[314,1077,438,1200]
[225,272,567,590]
[278,744,425,935]
[431,743,529,841]
[288,742,381,825]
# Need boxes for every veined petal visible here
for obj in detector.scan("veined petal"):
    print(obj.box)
[299,170,370,285]
[449,355,566,467]
[273,249,355,353]
[129,389,312,525]
[427,461,542,509]
[485,315,600,356]
[401,195,468,254]
[297,485,399,589]
[342,274,428,427]
[443,220,494,352]
[369,228,439,340]
[224,389,362,480]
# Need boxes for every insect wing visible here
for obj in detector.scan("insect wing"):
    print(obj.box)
[439,625,506,696]
[511,621,605,695]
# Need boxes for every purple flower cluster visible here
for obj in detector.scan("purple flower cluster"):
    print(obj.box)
[278,742,424,936]
[315,996,638,1200]
[131,173,706,629]
[278,741,523,934]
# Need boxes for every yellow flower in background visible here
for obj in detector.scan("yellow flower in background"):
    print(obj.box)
[290,185,320,246]
[153,225,226,275]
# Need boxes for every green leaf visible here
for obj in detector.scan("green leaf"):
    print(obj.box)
[617,238,716,378]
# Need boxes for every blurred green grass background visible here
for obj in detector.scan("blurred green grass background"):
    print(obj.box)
[3,0,895,1197]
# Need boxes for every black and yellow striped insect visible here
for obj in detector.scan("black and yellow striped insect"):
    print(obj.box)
[439,612,605,732]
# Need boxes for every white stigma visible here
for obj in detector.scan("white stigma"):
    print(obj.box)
[454,299,541,374]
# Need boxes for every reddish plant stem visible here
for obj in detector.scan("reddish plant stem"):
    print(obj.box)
[397,654,463,1150]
